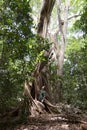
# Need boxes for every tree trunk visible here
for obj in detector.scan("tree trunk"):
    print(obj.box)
[49,0,70,102]
[23,0,56,116]
[34,0,56,99]
[37,0,55,37]
[57,0,70,75]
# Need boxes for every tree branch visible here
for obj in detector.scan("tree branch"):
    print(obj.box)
[68,14,81,20]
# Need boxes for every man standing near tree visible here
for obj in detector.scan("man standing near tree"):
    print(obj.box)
[38,86,47,103]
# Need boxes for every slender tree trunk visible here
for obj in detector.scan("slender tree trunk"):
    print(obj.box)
[57,0,70,75]
[49,0,70,102]
[57,0,70,102]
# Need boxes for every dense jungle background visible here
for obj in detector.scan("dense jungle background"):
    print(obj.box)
[0,0,87,130]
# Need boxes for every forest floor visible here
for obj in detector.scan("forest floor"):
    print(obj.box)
[0,110,87,130]
[1,104,87,130]
[14,113,87,130]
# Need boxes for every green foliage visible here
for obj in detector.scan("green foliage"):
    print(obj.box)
[0,0,50,114]
[62,0,87,107]
[1,0,87,112]
[74,0,87,36]
[63,37,87,108]
[0,0,33,113]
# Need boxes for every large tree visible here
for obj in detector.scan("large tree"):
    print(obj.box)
[31,0,56,100]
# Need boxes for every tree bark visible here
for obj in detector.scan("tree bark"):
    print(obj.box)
[49,0,70,102]
[57,0,70,75]
[23,0,56,116]
[34,0,56,99]
[37,0,55,37]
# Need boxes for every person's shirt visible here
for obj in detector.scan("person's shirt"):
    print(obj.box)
[38,90,46,102]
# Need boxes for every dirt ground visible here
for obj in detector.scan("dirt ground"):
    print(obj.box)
[1,104,87,130]
[6,113,87,130]
[15,122,81,130]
